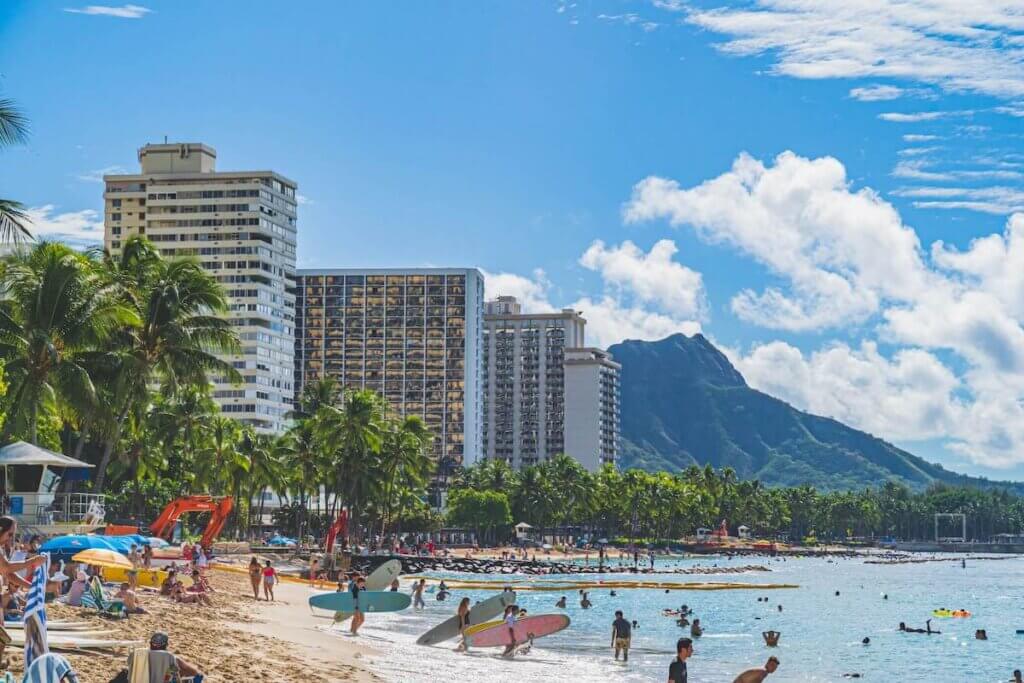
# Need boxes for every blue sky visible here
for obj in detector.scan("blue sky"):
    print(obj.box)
[3,1,1024,479]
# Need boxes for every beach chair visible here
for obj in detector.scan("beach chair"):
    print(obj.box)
[127,648,201,683]
[80,577,126,618]
[22,652,80,683]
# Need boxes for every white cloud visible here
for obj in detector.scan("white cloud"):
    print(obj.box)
[572,296,700,348]
[892,185,1024,214]
[482,269,557,315]
[729,340,963,442]
[579,239,705,317]
[597,13,659,32]
[677,1,1024,99]
[849,85,906,101]
[76,165,127,183]
[483,241,704,347]
[903,134,941,142]
[850,85,937,102]
[24,205,104,247]
[624,151,932,331]
[64,4,151,18]
[296,194,313,205]
[879,110,972,122]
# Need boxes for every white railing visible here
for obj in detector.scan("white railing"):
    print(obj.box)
[12,493,106,525]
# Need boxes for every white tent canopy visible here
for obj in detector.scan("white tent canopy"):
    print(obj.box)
[0,442,94,468]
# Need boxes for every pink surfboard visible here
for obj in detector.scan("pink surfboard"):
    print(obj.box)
[465,614,571,648]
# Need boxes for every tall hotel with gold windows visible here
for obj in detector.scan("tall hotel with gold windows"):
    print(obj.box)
[103,143,297,433]
[294,269,484,476]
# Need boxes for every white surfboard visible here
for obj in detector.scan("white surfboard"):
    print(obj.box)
[416,590,518,646]
[4,621,95,631]
[7,632,143,650]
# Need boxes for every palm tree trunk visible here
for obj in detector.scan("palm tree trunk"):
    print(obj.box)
[95,401,132,491]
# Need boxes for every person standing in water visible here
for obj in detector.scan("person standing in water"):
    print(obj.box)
[412,578,427,610]
[667,637,693,683]
[732,656,779,683]
[611,610,632,662]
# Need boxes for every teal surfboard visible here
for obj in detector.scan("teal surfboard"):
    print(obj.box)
[309,590,411,613]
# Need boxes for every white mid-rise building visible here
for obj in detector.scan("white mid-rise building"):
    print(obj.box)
[103,142,297,432]
[482,296,619,471]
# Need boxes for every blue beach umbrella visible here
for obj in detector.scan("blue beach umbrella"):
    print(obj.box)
[40,535,121,563]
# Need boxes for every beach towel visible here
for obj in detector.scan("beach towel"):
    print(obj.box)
[127,649,179,683]
[23,557,49,669]
[83,578,126,618]
[21,652,79,683]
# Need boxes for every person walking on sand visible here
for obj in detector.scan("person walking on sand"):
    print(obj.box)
[455,597,471,652]
[262,560,277,601]
[733,656,779,683]
[413,578,427,610]
[667,637,693,683]
[142,543,153,570]
[247,557,261,600]
[350,576,367,635]
[611,610,632,662]
[127,544,140,591]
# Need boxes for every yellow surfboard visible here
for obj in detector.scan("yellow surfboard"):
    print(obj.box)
[101,566,169,589]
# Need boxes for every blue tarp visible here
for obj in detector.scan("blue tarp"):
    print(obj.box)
[267,535,297,547]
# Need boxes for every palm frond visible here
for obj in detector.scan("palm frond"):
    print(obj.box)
[0,99,29,147]
[0,199,32,244]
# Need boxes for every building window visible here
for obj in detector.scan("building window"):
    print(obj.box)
[111,213,121,221]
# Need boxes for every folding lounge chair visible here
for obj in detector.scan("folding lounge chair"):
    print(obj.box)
[127,649,201,683]
[81,577,126,618]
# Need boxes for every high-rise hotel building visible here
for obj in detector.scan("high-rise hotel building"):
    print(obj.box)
[103,143,297,432]
[293,269,484,472]
[483,296,620,471]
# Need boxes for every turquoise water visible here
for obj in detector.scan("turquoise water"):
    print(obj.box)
[350,554,1024,682]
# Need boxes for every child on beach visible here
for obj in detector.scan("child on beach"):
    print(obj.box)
[262,560,277,601]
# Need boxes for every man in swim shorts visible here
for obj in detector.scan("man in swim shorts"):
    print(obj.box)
[611,610,631,662]
[732,656,779,683]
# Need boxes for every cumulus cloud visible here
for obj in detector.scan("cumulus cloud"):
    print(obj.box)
[484,240,705,348]
[64,4,151,18]
[624,151,932,331]
[24,205,104,247]
[482,268,557,315]
[676,1,1024,99]
[579,239,705,317]
[729,340,963,442]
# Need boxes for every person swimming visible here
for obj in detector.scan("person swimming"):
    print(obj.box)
[555,596,567,608]
[763,630,781,647]
[690,618,703,637]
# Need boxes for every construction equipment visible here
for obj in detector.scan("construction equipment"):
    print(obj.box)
[106,496,233,551]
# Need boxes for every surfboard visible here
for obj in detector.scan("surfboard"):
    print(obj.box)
[465,614,571,648]
[309,590,411,613]
[4,621,94,631]
[416,591,518,646]
[328,559,403,623]
[6,632,144,650]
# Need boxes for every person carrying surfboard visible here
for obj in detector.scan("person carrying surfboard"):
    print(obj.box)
[350,576,366,635]
[500,604,518,658]
[454,597,471,652]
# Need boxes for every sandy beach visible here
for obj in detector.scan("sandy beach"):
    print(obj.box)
[2,569,377,683]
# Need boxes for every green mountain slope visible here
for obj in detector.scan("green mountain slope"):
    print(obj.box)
[610,333,1023,492]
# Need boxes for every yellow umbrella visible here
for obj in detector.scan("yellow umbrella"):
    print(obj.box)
[72,549,132,569]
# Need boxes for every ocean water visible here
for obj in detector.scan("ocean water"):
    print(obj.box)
[334,554,1024,682]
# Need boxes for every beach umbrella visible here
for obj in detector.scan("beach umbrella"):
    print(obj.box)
[71,549,131,569]
[40,535,119,554]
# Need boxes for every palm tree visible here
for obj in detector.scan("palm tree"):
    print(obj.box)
[240,431,283,538]
[0,242,135,443]
[92,237,240,490]
[379,415,433,534]
[0,98,32,244]
[279,419,324,542]
[317,388,384,541]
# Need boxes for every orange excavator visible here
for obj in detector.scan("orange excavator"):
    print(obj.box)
[106,495,234,550]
